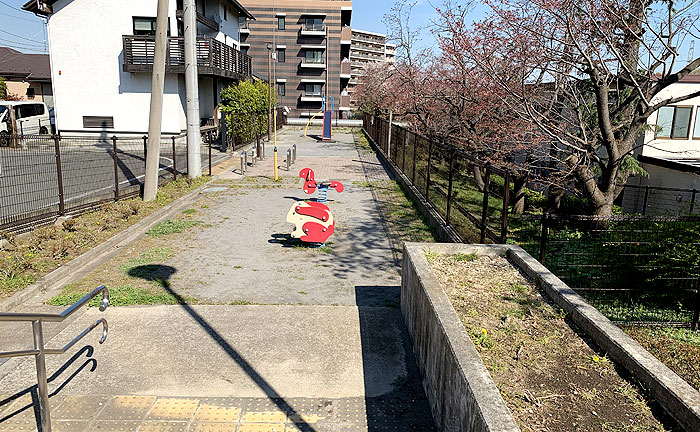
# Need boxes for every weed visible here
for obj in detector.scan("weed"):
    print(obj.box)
[147,219,201,236]
[298,291,308,295]
[48,285,196,307]
[230,300,256,305]
[182,209,197,215]
[424,249,440,264]
[233,265,243,269]
[454,253,478,262]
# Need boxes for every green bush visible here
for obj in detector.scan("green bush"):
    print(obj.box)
[0,76,6,99]
[220,81,276,146]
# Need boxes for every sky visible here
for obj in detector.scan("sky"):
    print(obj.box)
[0,0,48,54]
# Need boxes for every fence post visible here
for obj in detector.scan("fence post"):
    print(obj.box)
[208,130,212,176]
[446,149,455,226]
[692,269,700,330]
[479,164,491,243]
[539,212,549,264]
[412,135,417,184]
[32,321,51,432]
[172,136,177,181]
[426,139,433,201]
[53,135,65,216]
[501,170,511,244]
[402,129,407,172]
[642,186,649,215]
[690,189,696,214]
[112,136,119,201]
[387,111,393,160]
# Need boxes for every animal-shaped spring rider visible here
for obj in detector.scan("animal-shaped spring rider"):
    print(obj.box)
[286,168,344,246]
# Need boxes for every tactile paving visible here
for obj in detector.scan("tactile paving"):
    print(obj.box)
[51,395,109,420]
[138,420,188,432]
[0,417,37,432]
[193,403,241,422]
[89,420,141,431]
[146,398,199,420]
[190,422,238,432]
[238,423,285,432]
[51,420,90,432]
[242,410,287,423]
[100,396,155,421]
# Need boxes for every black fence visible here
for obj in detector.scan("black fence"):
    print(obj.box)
[363,113,700,329]
[0,127,227,234]
[621,184,699,216]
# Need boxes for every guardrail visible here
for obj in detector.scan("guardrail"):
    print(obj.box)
[0,285,110,432]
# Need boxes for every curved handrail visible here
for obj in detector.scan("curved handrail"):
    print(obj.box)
[44,318,108,355]
[0,286,109,322]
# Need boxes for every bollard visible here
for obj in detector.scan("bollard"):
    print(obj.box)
[286,149,291,171]
[240,152,245,174]
[244,150,248,171]
[292,144,296,164]
[274,147,278,180]
[252,148,257,166]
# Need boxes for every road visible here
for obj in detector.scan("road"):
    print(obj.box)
[0,139,229,230]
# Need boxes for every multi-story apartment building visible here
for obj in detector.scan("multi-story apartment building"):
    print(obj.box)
[22,0,254,134]
[347,29,395,108]
[238,0,353,118]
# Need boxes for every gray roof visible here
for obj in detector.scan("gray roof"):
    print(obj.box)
[0,47,51,81]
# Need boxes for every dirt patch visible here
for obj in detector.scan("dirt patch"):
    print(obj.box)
[0,177,209,301]
[623,326,700,392]
[428,253,679,432]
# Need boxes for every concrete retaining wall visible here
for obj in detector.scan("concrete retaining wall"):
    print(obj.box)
[402,242,700,431]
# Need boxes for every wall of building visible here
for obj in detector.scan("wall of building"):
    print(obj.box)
[641,82,700,159]
[238,0,352,118]
[4,81,45,102]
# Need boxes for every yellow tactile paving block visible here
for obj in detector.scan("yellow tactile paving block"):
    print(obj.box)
[51,420,90,432]
[237,423,285,432]
[51,395,110,420]
[190,422,238,432]
[138,421,189,432]
[287,412,323,424]
[146,398,199,420]
[0,418,37,432]
[242,410,287,423]
[100,396,155,421]
[90,420,141,431]
[193,403,241,422]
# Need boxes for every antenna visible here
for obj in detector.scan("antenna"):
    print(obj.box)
[688,40,695,63]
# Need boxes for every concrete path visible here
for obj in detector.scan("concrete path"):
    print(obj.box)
[0,128,435,431]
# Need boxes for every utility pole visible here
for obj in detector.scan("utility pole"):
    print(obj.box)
[143,0,169,201]
[267,42,272,141]
[184,0,202,178]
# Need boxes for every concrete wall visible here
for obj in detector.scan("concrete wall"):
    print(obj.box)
[47,0,241,134]
[622,162,700,215]
[4,81,45,102]
[402,242,700,432]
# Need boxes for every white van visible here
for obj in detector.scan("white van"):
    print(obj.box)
[0,101,51,138]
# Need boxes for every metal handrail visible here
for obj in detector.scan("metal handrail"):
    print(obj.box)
[0,285,109,432]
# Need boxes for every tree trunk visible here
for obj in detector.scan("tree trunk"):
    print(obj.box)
[547,185,564,213]
[473,165,485,191]
[512,175,528,214]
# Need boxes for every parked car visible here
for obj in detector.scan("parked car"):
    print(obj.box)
[0,101,51,145]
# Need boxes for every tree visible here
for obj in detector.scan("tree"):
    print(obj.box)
[436,0,700,216]
[0,76,6,99]
[220,80,275,146]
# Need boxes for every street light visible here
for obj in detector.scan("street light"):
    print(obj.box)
[267,41,273,141]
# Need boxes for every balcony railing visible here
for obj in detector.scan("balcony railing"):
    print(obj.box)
[176,10,218,31]
[123,35,252,79]
[301,23,325,35]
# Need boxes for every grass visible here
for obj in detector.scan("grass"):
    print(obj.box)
[0,176,209,301]
[48,284,195,307]
[147,219,201,236]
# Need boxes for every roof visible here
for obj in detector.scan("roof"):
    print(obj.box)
[23,0,254,20]
[0,47,51,81]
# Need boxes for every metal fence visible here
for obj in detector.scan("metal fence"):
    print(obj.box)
[363,113,700,329]
[0,127,226,234]
[621,184,699,216]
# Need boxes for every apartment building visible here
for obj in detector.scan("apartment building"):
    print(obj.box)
[238,0,353,118]
[347,29,395,108]
[22,0,254,134]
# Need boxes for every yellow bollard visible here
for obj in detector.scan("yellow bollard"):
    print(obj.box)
[274,147,278,180]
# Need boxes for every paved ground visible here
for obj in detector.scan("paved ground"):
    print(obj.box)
[0,128,435,431]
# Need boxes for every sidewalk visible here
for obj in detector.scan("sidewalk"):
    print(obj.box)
[0,128,435,431]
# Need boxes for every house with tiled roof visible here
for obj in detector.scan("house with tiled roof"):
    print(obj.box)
[0,47,52,109]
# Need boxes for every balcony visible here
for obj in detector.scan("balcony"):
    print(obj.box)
[300,93,323,102]
[300,58,326,69]
[341,26,352,44]
[239,20,250,34]
[301,23,326,36]
[176,10,218,32]
[123,36,252,79]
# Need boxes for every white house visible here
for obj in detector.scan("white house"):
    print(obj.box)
[22,0,255,135]
[623,73,700,214]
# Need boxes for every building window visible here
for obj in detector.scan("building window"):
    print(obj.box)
[305,50,323,63]
[241,46,249,55]
[277,83,286,96]
[82,116,114,129]
[278,16,285,30]
[133,17,170,36]
[239,17,248,29]
[277,48,285,63]
[694,108,700,139]
[305,84,322,96]
[26,87,36,99]
[656,106,693,139]
[304,17,323,31]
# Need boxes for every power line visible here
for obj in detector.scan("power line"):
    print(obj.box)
[0,28,44,44]
[0,0,29,13]
[0,36,45,48]
[0,10,42,23]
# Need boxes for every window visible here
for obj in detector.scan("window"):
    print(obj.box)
[305,50,323,63]
[305,84,322,96]
[26,87,35,99]
[656,106,693,139]
[241,46,249,55]
[133,17,170,36]
[224,7,227,21]
[278,16,285,30]
[15,104,44,119]
[694,108,700,139]
[239,17,248,29]
[277,83,286,96]
[277,48,285,63]
[304,17,323,30]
